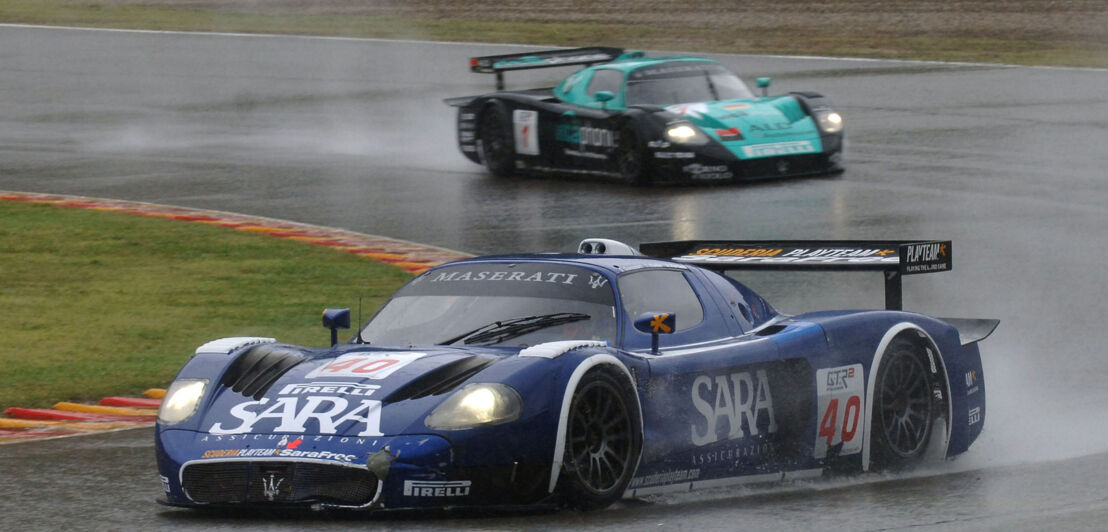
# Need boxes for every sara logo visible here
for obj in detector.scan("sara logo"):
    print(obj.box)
[305,352,426,379]
[690,369,778,446]
[209,396,384,437]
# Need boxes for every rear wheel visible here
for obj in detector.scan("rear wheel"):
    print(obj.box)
[559,368,640,511]
[870,337,937,470]
[477,104,515,177]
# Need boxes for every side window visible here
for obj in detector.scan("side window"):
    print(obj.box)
[619,269,704,331]
[586,69,623,98]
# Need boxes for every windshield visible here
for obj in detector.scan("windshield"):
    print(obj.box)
[625,62,754,106]
[358,263,617,347]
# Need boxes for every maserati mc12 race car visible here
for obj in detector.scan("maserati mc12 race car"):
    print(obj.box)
[445,47,845,184]
[156,238,996,512]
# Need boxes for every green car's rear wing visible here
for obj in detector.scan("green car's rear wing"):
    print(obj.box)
[639,240,953,311]
[470,47,625,90]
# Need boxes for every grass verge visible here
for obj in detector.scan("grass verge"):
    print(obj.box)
[0,0,1104,68]
[0,200,412,409]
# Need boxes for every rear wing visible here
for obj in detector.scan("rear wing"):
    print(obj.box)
[638,240,952,311]
[469,47,625,90]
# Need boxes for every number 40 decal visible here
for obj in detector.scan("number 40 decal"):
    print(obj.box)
[814,364,865,458]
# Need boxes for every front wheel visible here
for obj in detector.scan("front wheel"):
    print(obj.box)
[559,368,640,511]
[870,337,939,471]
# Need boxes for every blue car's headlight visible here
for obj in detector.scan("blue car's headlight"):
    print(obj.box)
[425,383,523,430]
[158,379,207,425]
[815,111,844,133]
[665,123,709,145]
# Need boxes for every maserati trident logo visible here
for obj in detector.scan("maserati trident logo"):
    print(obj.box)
[262,474,285,501]
[588,274,609,289]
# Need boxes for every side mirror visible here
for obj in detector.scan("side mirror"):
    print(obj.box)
[322,308,350,346]
[634,312,676,355]
[756,77,771,97]
[594,90,615,109]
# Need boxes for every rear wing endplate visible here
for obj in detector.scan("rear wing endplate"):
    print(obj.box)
[639,240,953,311]
[470,47,625,90]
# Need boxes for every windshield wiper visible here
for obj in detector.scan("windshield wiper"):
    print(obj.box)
[703,70,719,101]
[437,312,591,347]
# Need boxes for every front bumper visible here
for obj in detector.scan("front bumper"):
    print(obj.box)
[648,133,844,183]
[156,430,552,511]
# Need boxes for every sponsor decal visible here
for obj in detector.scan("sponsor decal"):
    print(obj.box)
[306,352,427,380]
[723,103,750,110]
[209,396,383,437]
[427,269,580,285]
[563,148,609,160]
[513,110,539,156]
[160,475,170,494]
[968,406,981,425]
[905,242,947,263]
[403,480,472,497]
[495,52,613,69]
[692,441,774,466]
[628,468,701,489]
[654,151,695,159]
[556,123,614,151]
[647,140,671,149]
[587,274,609,289]
[749,122,796,138]
[741,140,816,158]
[682,163,733,181]
[814,364,864,459]
[648,313,674,334]
[201,447,359,462]
[690,369,778,446]
[902,241,951,273]
[965,370,980,396]
[693,248,783,257]
[278,382,380,396]
[715,127,744,141]
[666,103,709,119]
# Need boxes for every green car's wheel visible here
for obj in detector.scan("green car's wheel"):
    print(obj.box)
[616,126,647,185]
[559,367,640,510]
[477,104,515,177]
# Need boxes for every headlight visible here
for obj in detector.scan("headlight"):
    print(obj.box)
[158,379,207,425]
[665,123,708,145]
[815,111,844,133]
[425,383,523,430]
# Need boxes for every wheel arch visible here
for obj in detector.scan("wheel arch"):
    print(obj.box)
[545,354,644,494]
[861,322,952,471]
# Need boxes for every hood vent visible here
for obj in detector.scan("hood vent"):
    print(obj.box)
[382,356,495,404]
[220,344,306,400]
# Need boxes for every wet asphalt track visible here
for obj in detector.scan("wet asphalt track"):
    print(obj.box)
[1,25,1106,530]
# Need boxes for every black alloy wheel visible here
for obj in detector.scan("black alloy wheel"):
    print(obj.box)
[561,368,639,510]
[872,337,937,469]
[477,104,515,177]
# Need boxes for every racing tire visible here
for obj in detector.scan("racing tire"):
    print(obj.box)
[476,103,516,177]
[616,125,648,186]
[559,367,641,511]
[869,337,938,471]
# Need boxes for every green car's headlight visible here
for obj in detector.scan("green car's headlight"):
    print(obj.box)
[157,379,207,425]
[815,111,844,133]
[665,123,709,145]
[425,383,523,430]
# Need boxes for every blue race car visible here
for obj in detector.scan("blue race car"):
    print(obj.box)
[445,47,844,184]
[156,238,996,512]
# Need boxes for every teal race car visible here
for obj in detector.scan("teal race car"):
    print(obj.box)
[445,47,844,184]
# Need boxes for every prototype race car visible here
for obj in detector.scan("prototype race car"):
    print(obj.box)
[445,47,844,184]
[156,238,996,512]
